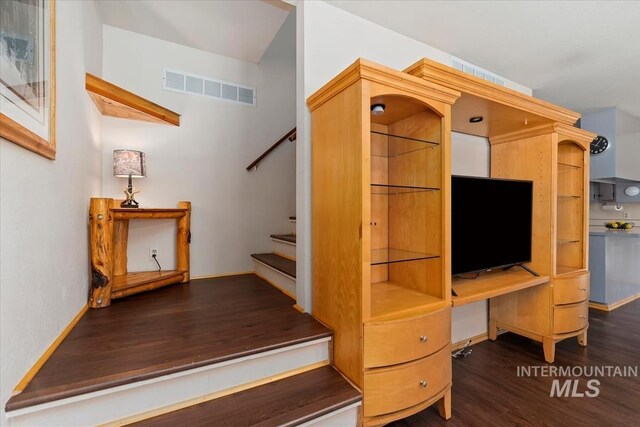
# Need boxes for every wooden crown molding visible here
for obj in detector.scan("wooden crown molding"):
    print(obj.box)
[489,122,596,146]
[554,122,596,150]
[404,58,581,126]
[86,74,180,126]
[306,58,461,112]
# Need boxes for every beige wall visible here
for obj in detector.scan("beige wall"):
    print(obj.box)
[100,14,296,277]
[0,1,104,424]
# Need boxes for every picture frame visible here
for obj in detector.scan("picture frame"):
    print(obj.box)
[0,0,56,160]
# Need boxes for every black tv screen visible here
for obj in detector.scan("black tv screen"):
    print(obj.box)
[452,176,533,275]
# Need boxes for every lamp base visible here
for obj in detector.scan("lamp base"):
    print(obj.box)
[121,199,140,208]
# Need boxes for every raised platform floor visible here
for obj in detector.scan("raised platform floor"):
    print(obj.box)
[6,274,332,412]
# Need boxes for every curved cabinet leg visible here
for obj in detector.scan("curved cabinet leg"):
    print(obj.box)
[543,337,556,363]
[488,319,498,341]
[437,387,452,420]
[577,330,588,347]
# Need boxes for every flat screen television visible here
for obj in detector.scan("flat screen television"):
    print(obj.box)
[452,176,533,276]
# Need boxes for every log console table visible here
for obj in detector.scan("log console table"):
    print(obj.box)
[89,198,191,308]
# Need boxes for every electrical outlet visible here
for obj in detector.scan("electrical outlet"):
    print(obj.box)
[624,212,631,219]
[149,247,158,261]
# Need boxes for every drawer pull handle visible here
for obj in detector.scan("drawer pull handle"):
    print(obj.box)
[579,288,587,291]
[420,380,428,388]
[420,336,428,343]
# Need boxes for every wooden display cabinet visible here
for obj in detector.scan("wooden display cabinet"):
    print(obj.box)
[405,58,595,363]
[89,198,191,308]
[489,125,592,362]
[308,59,460,426]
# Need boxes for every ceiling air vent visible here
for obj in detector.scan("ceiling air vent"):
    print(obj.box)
[163,69,256,106]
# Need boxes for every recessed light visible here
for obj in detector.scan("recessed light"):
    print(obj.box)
[371,104,385,115]
[469,116,483,123]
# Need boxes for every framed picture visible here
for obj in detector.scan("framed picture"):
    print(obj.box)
[0,0,56,160]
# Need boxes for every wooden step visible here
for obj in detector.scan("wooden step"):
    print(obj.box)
[251,253,296,278]
[6,274,329,414]
[132,366,361,427]
[270,233,297,244]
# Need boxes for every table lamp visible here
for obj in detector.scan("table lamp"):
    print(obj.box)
[113,149,146,208]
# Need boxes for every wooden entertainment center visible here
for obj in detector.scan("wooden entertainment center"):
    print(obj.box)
[308,58,594,425]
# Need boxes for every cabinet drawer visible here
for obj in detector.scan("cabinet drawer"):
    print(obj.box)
[554,272,590,305]
[364,344,451,417]
[364,307,450,368]
[554,301,588,334]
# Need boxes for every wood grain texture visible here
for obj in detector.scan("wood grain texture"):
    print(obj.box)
[553,271,589,305]
[251,253,296,278]
[113,220,129,276]
[363,345,451,417]
[452,269,550,307]
[89,199,191,306]
[270,234,297,244]
[404,58,580,126]
[89,198,114,308]
[0,113,56,159]
[311,80,366,388]
[553,301,589,334]
[12,305,88,396]
[176,201,191,282]
[86,73,180,126]
[364,307,450,368]
[131,366,361,427]
[388,302,640,426]
[5,274,331,411]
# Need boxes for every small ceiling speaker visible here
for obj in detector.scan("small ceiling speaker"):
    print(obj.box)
[371,104,385,115]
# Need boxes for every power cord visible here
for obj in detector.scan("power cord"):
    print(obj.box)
[152,254,162,272]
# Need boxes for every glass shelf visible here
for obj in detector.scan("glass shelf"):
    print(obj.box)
[371,131,439,146]
[558,194,582,199]
[371,248,439,265]
[371,184,440,195]
[558,162,581,169]
[557,239,581,244]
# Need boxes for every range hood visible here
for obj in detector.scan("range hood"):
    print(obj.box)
[582,108,640,203]
[582,108,640,182]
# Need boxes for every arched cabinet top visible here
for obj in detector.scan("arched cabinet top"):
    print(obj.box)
[307,58,460,113]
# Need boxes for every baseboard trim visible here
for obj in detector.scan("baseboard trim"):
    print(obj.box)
[12,304,89,396]
[589,293,640,312]
[107,360,330,426]
[190,271,253,280]
[451,332,489,352]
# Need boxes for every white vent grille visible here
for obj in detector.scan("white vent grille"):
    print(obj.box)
[163,69,256,106]
[451,58,504,87]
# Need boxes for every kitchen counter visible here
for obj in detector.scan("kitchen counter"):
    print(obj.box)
[589,226,640,237]
[589,227,640,308]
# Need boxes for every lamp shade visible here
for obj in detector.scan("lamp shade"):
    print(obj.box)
[113,150,146,178]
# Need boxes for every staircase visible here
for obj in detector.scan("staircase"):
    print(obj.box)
[4,273,360,426]
[251,216,298,300]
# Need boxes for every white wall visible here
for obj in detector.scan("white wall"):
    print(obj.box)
[450,133,490,343]
[296,1,529,344]
[101,14,296,276]
[0,1,103,423]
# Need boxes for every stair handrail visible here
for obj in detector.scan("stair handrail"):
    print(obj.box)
[246,127,296,171]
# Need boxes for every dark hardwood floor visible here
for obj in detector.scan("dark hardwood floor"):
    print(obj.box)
[133,366,361,427]
[390,300,640,426]
[271,234,297,244]
[251,253,296,278]
[6,274,330,411]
